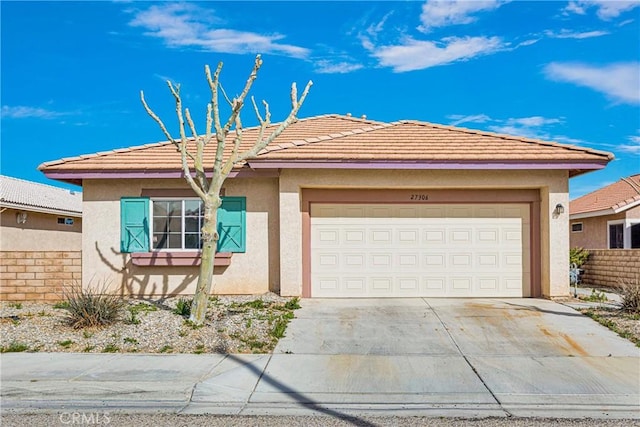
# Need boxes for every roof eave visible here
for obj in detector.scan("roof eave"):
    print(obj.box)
[0,201,82,217]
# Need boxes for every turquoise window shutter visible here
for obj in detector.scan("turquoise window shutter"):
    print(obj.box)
[217,197,246,253]
[120,197,150,253]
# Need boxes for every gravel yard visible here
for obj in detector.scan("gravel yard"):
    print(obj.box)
[0,293,299,354]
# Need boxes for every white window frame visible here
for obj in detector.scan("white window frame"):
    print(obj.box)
[571,222,583,233]
[150,198,203,252]
[607,219,626,249]
[628,219,640,249]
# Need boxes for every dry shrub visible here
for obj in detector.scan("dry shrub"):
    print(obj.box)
[617,277,640,314]
[61,282,126,328]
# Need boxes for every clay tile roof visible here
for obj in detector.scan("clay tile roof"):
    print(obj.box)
[38,114,612,182]
[570,174,640,215]
[0,175,82,216]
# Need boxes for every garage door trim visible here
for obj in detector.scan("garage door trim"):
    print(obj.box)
[301,189,541,298]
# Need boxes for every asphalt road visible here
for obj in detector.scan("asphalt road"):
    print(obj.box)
[1,414,639,427]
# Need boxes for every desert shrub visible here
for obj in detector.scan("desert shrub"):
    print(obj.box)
[618,278,640,314]
[173,298,192,317]
[61,283,126,329]
[570,247,590,268]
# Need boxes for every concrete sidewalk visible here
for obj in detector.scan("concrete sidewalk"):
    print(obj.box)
[1,298,639,419]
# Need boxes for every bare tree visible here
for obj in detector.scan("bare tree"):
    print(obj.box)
[140,55,312,325]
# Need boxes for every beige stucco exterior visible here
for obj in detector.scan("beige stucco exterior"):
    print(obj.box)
[82,178,278,297]
[570,205,640,249]
[81,168,570,299]
[0,208,81,251]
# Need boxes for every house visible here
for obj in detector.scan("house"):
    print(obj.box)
[0,175,82,301]
[38,114,612,299]
[570,174,640,249]
[0,175,82,251]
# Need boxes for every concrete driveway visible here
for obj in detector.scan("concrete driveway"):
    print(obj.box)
[253,298,639,417]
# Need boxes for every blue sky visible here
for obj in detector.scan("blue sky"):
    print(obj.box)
[1,1,639,199]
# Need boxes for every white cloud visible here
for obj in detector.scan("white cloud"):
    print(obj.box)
[418,0,506,32]
[129,3,309,58]
[507,116,562,127]
[618,135,640,153]
[1,105,68,119]
[314,60,363,74]
[544,29,609,39]
[447,114,491,126]
[563,1,640,20]
[368,36,504,72]
[544,62,640,104]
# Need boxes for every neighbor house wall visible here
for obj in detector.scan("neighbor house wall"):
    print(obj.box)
[82,177,279,297]
[278,169,569,298]
[569,212,625,249]
[0,208,81,251]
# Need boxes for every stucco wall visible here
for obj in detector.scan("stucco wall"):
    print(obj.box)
[0,208,81,251]
[570,212,626,249]
[278,169,569,298]
[82,177,279,297]
[580,249,640,287]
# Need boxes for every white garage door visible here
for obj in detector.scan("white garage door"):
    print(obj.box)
[311,203,530,298]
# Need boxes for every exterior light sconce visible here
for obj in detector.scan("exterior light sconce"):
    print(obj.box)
[553,204,565,216]
[16,212,27,224]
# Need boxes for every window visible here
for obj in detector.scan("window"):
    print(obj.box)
[120,196,245,253]
[571,222,583,232]
[57,217,74,226]
[152,200,203,250]
[632,223,640,249]
[609,222,624,249]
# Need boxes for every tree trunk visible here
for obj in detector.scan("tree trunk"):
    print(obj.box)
[189,198,220,324]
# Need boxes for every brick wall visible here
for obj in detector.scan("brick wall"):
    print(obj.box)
[0,251,81,302]
[581,249,640,288]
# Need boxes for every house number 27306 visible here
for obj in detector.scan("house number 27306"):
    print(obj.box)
[410,194,429,201]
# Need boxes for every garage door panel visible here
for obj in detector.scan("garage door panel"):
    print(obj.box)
[311,203,530,298]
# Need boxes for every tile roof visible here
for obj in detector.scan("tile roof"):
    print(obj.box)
[570,174,640,216]
[0,175,82,216]
[39,114,612,181]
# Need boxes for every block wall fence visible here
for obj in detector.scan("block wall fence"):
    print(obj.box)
[0,251,81,302]
[580,249,640,288]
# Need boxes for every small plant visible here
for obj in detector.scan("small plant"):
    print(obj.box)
[83,345,95,352]
[617,277,640,314]
[580,289,607,303]
[124,310,141,325]
[82,330,94,339]
[57,340,75,348]
[244,299,266,309]
[159,345,173,353]
[8,302,23,309]
[174,298,192,317]
[193,343,205,354]
[245,318,253,328]
[178,329,188,337]
[0,341,29,353]
[60,282,125,329]
[102,343,120,353]
[123,337,138,345]
[53,301,70,309]
[184,319,203,329]
[570,247,590,268]
[284,297,301,310]
[271,318,288,339]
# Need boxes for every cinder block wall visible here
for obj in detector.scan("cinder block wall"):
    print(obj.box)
[581,249,640,288]
[0,251,81,301]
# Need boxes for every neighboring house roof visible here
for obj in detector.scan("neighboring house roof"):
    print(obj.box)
[0,175,82,217]
[39,114,612,185]
[570,174,640,219]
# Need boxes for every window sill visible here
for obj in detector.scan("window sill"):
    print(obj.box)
[131,251,232,267]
